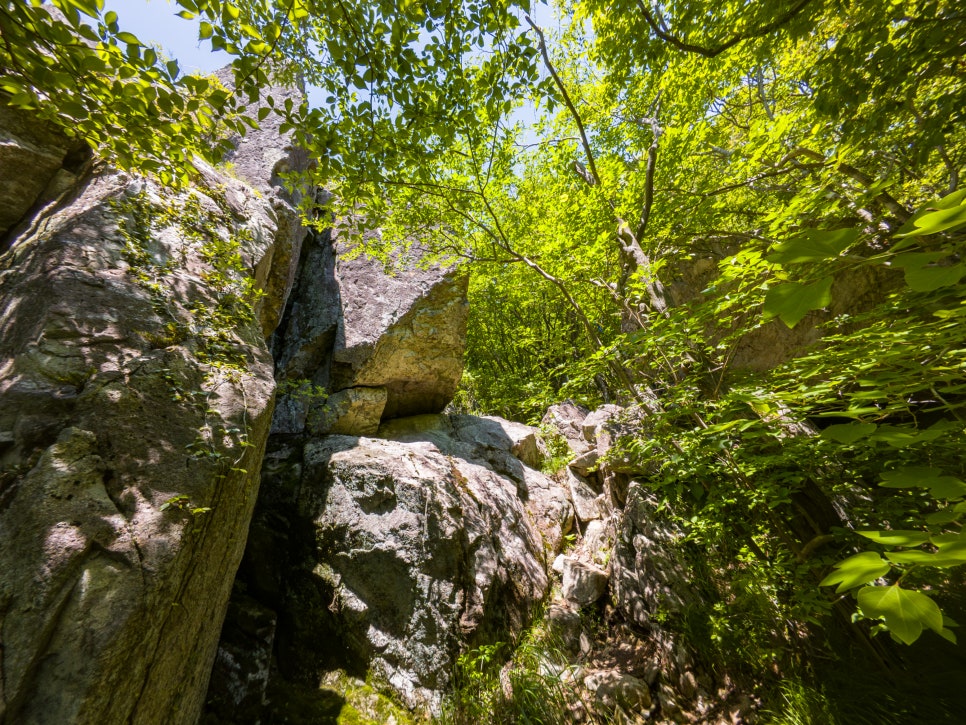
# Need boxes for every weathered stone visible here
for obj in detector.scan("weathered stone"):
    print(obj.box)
[307,386,387,436]
[0,102,88,242]
[0,169,277,724]
[233,413,574,715]
[212,69,313,338]
[334,257,469,419]
[569,447,600,476]
[204,595,278,719]
[566,469,605,522]
[271,234,469,433]
[611,484,694,628]
[584,670,652,714]
[561,557,609,606]
[271,226,340,386]
[546,601,584,654]
[542,401,592,456]
[582,404,623,443]
[453,415,545,469]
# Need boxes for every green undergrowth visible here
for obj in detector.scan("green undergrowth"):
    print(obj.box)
[437,617,584,725]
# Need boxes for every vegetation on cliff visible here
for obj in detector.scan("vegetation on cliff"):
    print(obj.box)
[5,0,966,720]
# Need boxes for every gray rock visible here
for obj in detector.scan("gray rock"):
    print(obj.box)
[582,404,623,443]
[546,601,583,654]
[271,234,469,433]
[542,401,592,456]
[611,484,694,628]
[569,447,600,476]
[334,257,469,419]
[244,413,573,714]
[307,385,387,436]
[0,103,89,242]
[561,557,609,606]
[566,469,604,523]
[207,70,312,339]
[584,670,652,713]
[378,415,573,551]
[205,595,278,718]
[454,415,545,469]
[0,169,277,724]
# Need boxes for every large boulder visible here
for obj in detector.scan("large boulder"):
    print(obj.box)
[331,255,468,420]
[0,163,287,724]
[272,232,469,435]
[212,414,573,717]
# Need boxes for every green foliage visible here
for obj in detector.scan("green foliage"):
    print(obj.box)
[8,0,966,669]
[439,627,577,725]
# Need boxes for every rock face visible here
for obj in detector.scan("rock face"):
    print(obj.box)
[0,102,91,244]
[212,413,573,718]
[0,91,306,723]
[272,226,469,436]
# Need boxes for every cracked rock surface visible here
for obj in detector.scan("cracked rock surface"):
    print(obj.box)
[0,166,282,724]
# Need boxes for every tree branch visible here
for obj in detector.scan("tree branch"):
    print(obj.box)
[525,14,601,187]
[635,0,814,58]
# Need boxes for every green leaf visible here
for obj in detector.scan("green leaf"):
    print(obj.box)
[767,228,860,265]
[885,548,966,568]
[903,264,965,293]
[820,422,877,444]
[858,530,931,547]
[856,586,944,645]
[116,31,140,45]
[819,551,891,594]
[879,466,940,487]
[871,426,927,449]
[763,276,833,328]
[925,510,961,525]
[199,21,213,40]
[897,205,966,238]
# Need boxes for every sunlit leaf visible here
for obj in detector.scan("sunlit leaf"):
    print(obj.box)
[857,586,943,645]
[858,530,931,546]
[819,552,891,594]
[763,276,833,328]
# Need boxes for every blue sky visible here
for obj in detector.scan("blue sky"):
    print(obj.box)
[101,0,225,74]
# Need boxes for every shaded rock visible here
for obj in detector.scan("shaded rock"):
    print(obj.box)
[0,102,90,243]
[0,169,277,724]
[270,225,340,387]
[611,484,694,628]
[230,413,574,716]
[585,670,652,714]
[204,595,278,719]
[561,557,609,606]
[546,601,584,655]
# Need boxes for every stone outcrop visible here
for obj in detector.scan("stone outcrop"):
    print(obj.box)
[0,101,91,245]
[271,226,469,435]
[209,413,574,718]
[0,88,307,723]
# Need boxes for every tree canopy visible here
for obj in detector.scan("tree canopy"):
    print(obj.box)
[5,0,966,699]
